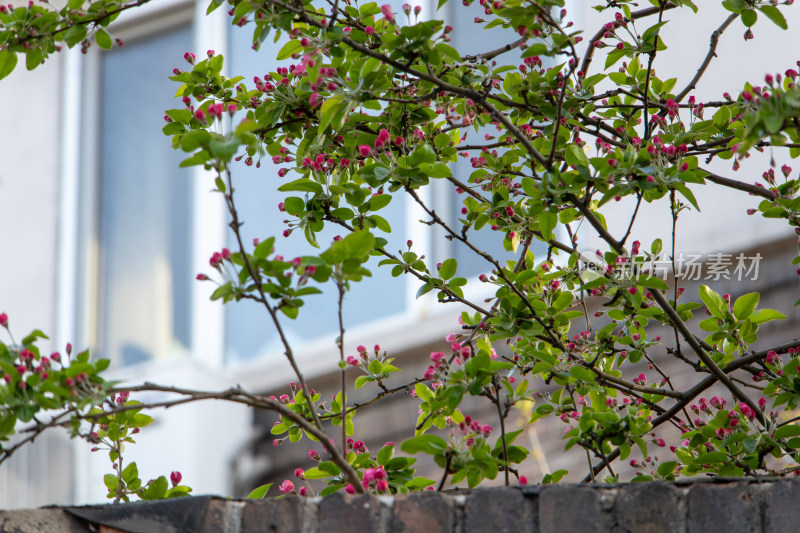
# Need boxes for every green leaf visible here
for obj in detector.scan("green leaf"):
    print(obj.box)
[759,6,788,30]
[722,0,745,13]
[732,293,759,320]
[637,275,669,291]
[713,106,731,128]
[146,476,169,500]
[276,39,302,60]
[369,194,392,211]
[121,462,138,484]
[740,9,757,27]
[657,461,679,478]
[642,21,667,44]
[319,96,349,132]
[539,211,557,241]
[439,258,457,280]
[565,144,589,167]
[354,375,372,389]
[277,179,323,194]
[104,474,119,492]
[410,144,436,165]
[247,483,273,498]
[0,50,18,81]
[774,424,800,439]
[750,309,786,324]
[95,28,113,50]
[569,366,596,383]
[302,467,331,479]
[406,477,436,489]
[694,451,727,464]
[359,57,381,78]
[343,230,375,259]
[25,47,43,71]
[377,445,394,466]
[400,434,448,455]
[436,43,461,62]
[698,285,725,318]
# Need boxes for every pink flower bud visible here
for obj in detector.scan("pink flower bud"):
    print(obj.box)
[279,480,294,494]
[0,312,7,328]
[170,471,182,487]
[381,4,394,23]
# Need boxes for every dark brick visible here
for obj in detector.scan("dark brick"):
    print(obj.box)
[318,493,382,533]
[615,482,680,533]
[539,485,608,533]
[0,509,88,533]
[200,498,244,533]
[393,492,454,533]
[65,496,213,532]
[764,480,800,533]
[242,496,312,533]
[465,487,533,533]
[687,482,760,533]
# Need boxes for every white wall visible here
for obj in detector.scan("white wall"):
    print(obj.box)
[0,56,61,350]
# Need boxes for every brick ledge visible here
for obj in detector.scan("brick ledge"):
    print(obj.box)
[1,478,797,532]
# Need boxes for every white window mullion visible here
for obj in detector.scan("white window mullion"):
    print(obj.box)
[189,3,230,368]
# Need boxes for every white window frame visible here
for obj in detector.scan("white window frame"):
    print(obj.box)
[57,0,230,372]
[57,0,560,392]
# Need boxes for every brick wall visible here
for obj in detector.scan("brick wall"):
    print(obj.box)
[2,479,799,532]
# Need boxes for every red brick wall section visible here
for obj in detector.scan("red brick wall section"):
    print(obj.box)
[1,479,799,532]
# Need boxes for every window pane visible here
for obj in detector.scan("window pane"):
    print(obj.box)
[445,2,548,277]
[97,26,194,366]
[224,24,408,363]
